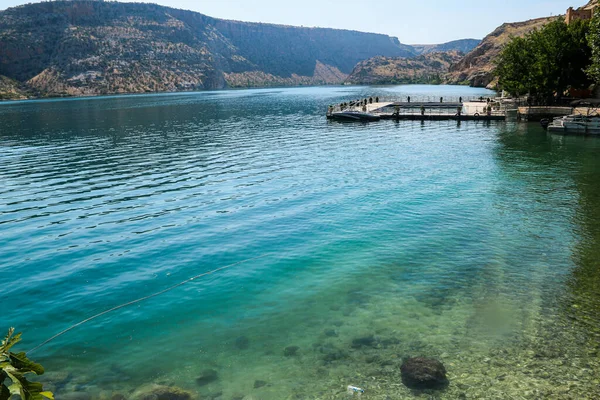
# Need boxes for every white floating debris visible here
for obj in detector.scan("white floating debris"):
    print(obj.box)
[347,385,364,395]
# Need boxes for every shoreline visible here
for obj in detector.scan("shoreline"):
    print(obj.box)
[0,83,486,105]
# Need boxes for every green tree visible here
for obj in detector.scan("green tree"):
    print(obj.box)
[587,10,600,83]
[497,19,592,103]
[496,36,536,97]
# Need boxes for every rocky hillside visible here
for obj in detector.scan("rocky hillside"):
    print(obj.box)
[0,75,26,100]
[411,39,480,55]
[0,1,416,99]
[345,51,464,85]
[446,17,557,88]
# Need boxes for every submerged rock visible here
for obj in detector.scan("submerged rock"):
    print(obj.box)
[41,371,72,386]
[317,343,348,363]
[60,393,92,400]
[196,369,219,386]
[130,384,194,400]
[351,335,377,349]
[400,357,449,390]
[381,337,401,347]
[284,346,300,357]
[347,290,371,307]
[324,329,338,337]
[234,336,250,350]
[253,380,267,389]
[206,391,223,400]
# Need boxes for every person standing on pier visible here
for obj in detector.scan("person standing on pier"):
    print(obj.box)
[408,96,411,103]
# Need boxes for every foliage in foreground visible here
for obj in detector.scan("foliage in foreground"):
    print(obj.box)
[496,19,592,102]
[0,328,53,400]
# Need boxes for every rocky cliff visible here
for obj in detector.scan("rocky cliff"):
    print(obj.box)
[446,17,557,88]
[345,51,464,85]
[0,1,416,99]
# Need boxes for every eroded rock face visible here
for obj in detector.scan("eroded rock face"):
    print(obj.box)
[130,384,194,400]
[400,357,449,390]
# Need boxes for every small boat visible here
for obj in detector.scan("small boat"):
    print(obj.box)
[328,111,381,122]
[546,114,600,134]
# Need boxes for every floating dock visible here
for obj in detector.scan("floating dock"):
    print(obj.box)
[327,98,507,122]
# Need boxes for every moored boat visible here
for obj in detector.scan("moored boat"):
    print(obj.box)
[546,114,600,135]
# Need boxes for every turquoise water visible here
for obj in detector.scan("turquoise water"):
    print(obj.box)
[1,85,600,399]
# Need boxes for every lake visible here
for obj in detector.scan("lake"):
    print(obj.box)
[1,85,600,399]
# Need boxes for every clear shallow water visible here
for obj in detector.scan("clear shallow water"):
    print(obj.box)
[1,85,600,399]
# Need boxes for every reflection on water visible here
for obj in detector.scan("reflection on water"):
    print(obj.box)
[1,86,600,399]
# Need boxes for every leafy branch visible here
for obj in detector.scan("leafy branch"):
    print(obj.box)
[0,328,53,400]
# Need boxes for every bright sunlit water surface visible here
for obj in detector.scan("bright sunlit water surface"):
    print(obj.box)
[2,85,600,399]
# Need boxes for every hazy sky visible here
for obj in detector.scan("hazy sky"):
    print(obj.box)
[0,0,588,43]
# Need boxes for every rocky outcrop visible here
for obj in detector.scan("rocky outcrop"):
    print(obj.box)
[345,51,463,85]
[0,1,415,99]
[446,17,557,88]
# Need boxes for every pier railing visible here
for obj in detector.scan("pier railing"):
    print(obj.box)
[327,94,507,117]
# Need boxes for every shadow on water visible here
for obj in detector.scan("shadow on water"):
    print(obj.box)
[495,124,600,337]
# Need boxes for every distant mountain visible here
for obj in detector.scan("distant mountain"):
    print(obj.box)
[345,51,464,85]
[411,39,480,55]
[446,17,557,88]
[0,1,416,99]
